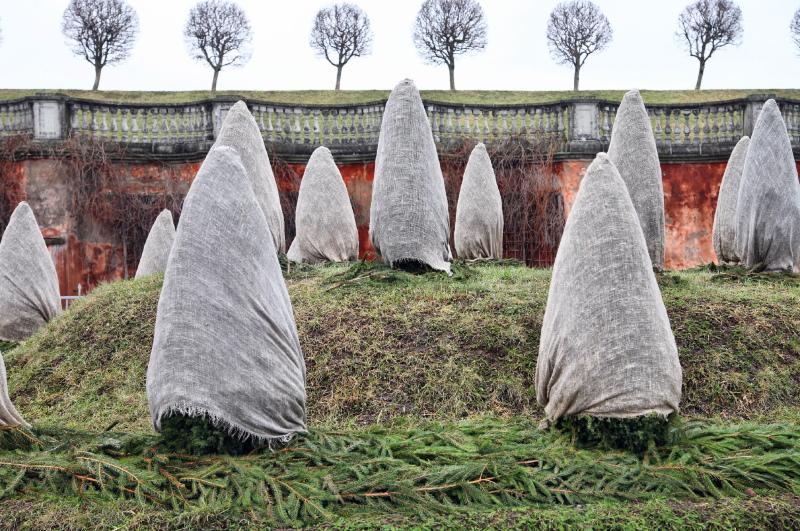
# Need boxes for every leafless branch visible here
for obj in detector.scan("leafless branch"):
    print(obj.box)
[412,0,488,90]
[61,0,139,90]
[184,0,253,91]
[791,8,800,54]
[546,0,612,91]
[676,0,743,89]
[310,3,373,90]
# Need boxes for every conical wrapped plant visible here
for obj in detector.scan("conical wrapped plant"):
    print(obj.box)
[0,202,60,342]
[287,146,358,263]
[536,153,682,424]
[734,100,800,272]
[712,136,750,265]
[454,143,503,259]
[607,89,665,270]
[213,100,286,253]
[0,351,29,427]
[135,209,176,278]
[369,79,452,273]
[146,146,307,444]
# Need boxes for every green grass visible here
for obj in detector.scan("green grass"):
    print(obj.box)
[2,262,800,528]
[4,263,800,434]
[3,495,799,530]
[2,88,799,106]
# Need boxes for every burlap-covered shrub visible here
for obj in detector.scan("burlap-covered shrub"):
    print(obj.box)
[369,79,452,273]
[536,153,682,423]
[454,143,503,259]
[607,90,666,270]
[135,209,176,278]
[0,350,28,427]
[0,202,60,342]
[213,100,286,253]
[734,99,800,272]
[712,136,750,265]
[287,146,358,263]
[146,146,307,443]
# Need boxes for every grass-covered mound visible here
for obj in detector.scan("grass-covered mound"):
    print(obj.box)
[2,417,800,529]
[4,263,800,433]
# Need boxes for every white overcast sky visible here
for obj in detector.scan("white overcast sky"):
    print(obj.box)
[0,0,798,92]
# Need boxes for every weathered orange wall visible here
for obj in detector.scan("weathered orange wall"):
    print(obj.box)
[556,160,800,270]
[9,156,798,296]
[555,160,725,269]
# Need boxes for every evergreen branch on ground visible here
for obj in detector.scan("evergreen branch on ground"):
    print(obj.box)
[2,417,800,526]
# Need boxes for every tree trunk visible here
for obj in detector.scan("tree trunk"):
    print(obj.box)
[448,64,455,91]
[211,69,220,92]
[573,64,580,91]
[694,60,705,90]
[92,65,102,91]
[335,65,342,90]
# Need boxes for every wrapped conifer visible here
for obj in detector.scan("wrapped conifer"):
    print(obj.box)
[734,100,800,272]
[607,90,666,270]
[287,146,358,263]
[0,202,61,341]
[454,143,503,259]
[135,209,176,278]
[536,154,682,425]
[146,146,307,445]
[0,351,28,427]
[712,136,749,265]
[213,101,286,253]
[369,79,452,273]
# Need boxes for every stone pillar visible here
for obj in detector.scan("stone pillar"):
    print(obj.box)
[32,99,65,140]
[568,100,602,155]
[211,100,236,138]
[744,94,775,137]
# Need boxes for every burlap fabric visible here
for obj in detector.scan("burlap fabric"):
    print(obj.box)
[712,136,750,265]
[213,101,286,253]
[536,154,682,423]
[369,79,452,273]
[734,100,800,272]
[146,146,307,442]
[454,143,503,259]
[0,202,60,342]
[0,351,29,427]
[135,209,176,278]
[287,146,358,263]
[607,90,666,270]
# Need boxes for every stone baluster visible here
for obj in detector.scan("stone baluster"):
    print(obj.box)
[120,108,130,142]
[149,108,159,141]
[159,109,169,142]
[70,104,80,133]
[651,108,663,147]
[301,109,310,144]
[109,108,118,140]
[89,107,98,133]
[264,107,274,143]
[710,107,720,143]
[186,107,196,140]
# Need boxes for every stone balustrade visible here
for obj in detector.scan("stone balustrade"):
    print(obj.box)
[69,101,214,144]
[0,99,34,136]
[2,94,798,161]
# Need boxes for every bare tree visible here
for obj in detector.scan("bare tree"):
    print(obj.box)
[184,0,253,92]
[546,0,612,91]
[676,0,743,90]
[61,0,139,91]
[310,3,372,90]
[413,0,487,91]
[792,7,800,54]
